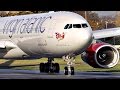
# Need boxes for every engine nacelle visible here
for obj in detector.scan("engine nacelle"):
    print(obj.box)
[81,43,119,68]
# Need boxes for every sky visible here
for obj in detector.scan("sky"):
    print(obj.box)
[95,11,117,17]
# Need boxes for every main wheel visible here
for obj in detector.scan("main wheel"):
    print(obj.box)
[70,67,74,75]
[44,63,49,73]
[54,63,60,73]
[64,66,68,75]
[40,63,45,72]
[50,63,54,73]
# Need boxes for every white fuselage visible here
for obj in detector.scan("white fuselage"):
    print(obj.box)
[0,11,93,59]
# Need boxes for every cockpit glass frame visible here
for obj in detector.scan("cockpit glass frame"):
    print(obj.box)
[82,23,88,28]
[73,24,81,28]
[64,23,88,29]
[64,24,69,29]
[68,24,72,29]
[64,24,72,29]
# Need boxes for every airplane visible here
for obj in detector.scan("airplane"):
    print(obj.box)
[0,11,120,75]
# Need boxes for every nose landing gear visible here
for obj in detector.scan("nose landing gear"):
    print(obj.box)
[63,55,75,75]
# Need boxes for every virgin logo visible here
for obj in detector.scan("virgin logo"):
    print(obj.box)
[55,32,65,41]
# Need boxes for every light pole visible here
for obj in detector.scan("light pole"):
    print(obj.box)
[85,11,87,20]
[96,22,99,29]
[105,21,108,29]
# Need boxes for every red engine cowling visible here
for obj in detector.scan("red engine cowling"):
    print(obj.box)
[81,43,119,68]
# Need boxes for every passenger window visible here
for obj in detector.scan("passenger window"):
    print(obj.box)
[82,24,88,28]
[73,24,81,28]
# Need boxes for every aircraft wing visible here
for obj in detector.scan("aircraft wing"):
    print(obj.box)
[93,27,120,39]
[0,41,17,50]
[0,41,6,48]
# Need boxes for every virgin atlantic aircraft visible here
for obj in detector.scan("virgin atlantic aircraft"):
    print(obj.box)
[0,11,120,75]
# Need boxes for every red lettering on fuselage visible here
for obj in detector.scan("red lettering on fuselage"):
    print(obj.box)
[55,32,65,41]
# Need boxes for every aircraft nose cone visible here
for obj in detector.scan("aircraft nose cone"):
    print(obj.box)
[77,28,93,53]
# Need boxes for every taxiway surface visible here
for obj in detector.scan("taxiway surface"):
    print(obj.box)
[0,69,120,79]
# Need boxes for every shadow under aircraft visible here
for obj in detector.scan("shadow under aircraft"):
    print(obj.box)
[0,60,39,69]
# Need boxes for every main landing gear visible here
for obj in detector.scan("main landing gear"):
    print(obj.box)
[39,58,60,73]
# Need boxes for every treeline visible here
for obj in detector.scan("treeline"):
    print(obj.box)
[0,11,47,16]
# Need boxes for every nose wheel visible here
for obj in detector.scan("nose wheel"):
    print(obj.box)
[64,66,74,75]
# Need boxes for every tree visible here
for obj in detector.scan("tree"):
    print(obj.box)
[0,11,49,17]
[115,14,120,27]
[7,11,34,16]
[0,11,9,17]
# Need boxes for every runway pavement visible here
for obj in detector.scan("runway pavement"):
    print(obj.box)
[0,69,120,79]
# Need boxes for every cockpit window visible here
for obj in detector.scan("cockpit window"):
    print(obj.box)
[64,24,72,29]
[82,23,88,28]
[64,24,69,29]
[73,24,81,28]
[68,24,72,29]
[64,23,88,29]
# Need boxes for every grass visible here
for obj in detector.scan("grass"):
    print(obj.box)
[0,55,120,72]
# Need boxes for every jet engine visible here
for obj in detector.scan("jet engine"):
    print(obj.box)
[81,43,119,68]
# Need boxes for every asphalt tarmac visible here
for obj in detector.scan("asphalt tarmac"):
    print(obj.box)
[0,69,120,79]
